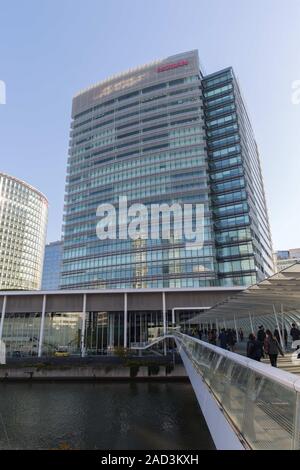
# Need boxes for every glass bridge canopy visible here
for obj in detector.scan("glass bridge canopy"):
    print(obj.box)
[190,262,300,323]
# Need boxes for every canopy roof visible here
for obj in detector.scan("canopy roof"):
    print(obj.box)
[191,262,300,322]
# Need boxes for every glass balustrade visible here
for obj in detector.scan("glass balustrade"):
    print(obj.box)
[172,330,300,450]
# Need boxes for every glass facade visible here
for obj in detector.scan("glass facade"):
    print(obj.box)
[1,309,197,357]
[61,50,274,289]
[0,173,48,290]
[1,311,82,357]
[41,241,63,290]
[2,312,41,356]
[203,68,274,285]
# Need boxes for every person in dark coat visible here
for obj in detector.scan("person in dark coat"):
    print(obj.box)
[274,328,280,344]
[283,327,288,349]
[257,325,266,344]
[290,323,300,342]
[218,329,227,349]
[264,329,284,367]
[247,333,263,361]
[226,329,236,352]
[209,329,217,345]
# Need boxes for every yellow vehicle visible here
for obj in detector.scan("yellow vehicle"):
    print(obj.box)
[54,347,70,357]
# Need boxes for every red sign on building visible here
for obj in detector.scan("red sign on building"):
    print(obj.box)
[157,59,188,73]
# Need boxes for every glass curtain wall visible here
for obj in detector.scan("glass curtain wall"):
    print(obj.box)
[42,312,82,355]
[2,312,41,357]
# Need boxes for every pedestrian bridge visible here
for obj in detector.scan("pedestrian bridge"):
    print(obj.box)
[133,330,300,450]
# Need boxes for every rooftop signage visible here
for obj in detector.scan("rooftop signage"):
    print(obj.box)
[157,59,188,73]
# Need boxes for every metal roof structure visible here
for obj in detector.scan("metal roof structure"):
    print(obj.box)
[191,262,300,322]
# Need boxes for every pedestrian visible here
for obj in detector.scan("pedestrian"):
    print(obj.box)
[197,328,202,341]
[247,333,263,361]
[283,327,288,349]
[290,323,300,342]
[257,325,266,345]
[238,328,244,342]
[226,328,236,352]
[218,328,227,350]
[210,329,217,345]
[264,329,284,367]
[274,328,280,344]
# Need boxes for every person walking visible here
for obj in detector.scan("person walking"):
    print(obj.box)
[257,325,266,344]
[226,328,236,352]
[218,328,228,350]
[209,329,217,345]
[290,323,300,342]
[238,328,244,342]
[264,329,284,367]
[274,328,280,344]
[257,325,266,357]
[197,328,202,341]
[247,333,263,362]
[283,327,288,349]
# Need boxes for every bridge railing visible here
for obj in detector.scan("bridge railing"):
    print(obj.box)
[172,330,300,450]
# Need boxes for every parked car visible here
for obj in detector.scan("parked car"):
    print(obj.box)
[54,347,70,357]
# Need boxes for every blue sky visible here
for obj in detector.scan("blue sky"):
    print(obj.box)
[0,0,299,250]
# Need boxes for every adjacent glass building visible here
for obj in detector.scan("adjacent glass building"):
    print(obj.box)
[41,240,63,290]
[274,248,300,272]
[0,172,48,290]
[61,50,274,290]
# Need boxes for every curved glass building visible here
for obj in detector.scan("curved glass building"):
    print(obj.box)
[0,172,48,290]
[61,50,274,289]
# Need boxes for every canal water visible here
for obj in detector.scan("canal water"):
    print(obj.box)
[0,382,214,450]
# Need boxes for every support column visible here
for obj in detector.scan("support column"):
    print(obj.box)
[124,293,128,349]
[81,294,87,357]
[281,304,285,347]
[234,314,239,343]
[38,295,47,358]
[249,313,254,334]
[162,292,166,335]
[172,308,175,326]
[273,305,284,351]
[0,296,7,341]
[162,292,167,356]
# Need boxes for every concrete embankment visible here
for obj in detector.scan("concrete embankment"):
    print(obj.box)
[0,360,187,381]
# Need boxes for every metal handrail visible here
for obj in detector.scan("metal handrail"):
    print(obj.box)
[172,331,300,392]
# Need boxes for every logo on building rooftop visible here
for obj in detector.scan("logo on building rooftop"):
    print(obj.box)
[157,59,188,73]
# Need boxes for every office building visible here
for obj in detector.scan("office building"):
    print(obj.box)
[41,240,63,290]
[275,248,300,271]
[0,172,48,290]
[61,50,274,289]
